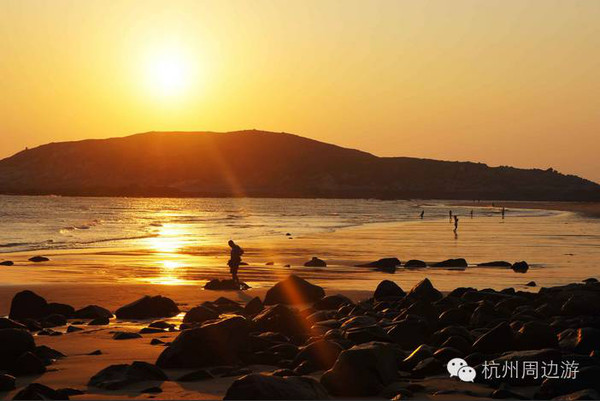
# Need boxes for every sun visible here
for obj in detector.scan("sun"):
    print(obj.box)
[145,49,193,97]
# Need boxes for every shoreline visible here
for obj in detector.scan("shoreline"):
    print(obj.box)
[451,200,600,218]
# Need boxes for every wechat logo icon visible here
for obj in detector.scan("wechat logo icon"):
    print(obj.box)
[447,358,476,382]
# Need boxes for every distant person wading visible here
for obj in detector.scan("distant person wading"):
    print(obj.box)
[453,215,459,233]
[227,240,244,286]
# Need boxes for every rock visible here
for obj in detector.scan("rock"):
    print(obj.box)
[42,314,67,328]
[204,279,250,291]
[264,275,325,305]
[406,278,442,302]
[432,258,468,268]
[74,305,113,319]
[294,339,343,370]
[404,259,427,268]
[561,294,600,316]
[554,389,600,400]
[88,361,167,390]
[472,322,515,354]
[34,345,65,364]
[387,318,431,349]
[0,329,36,370]
[9,290,48,320]
[177,369,214,382]
[12,351,46,376]
[345,325,391,344]
[149,321,174,329]
[270,369,297,377]
[224,373,329,400]
[433,347,464,363]
[252,305,308,339]
[0,373,16,391]
[183,305,219,324]
[0,260,14,266]
[45,303,75,318]
[340,315,377,330]
[304,257,326,267]
[150,339,164,345]
[313,294,352,311]
[0,318,28,330]
[244,297,264,315]
[512,261,529,273]
[139,327,164,334]
[399,344,434,371]
[441,336,472,354]
[559,328,600,354]
[477,261,511,267]
[439,308,470,326]
[88,350,102,355]
[141,386,162,394]
[412,356,444,376]
[55,388,84,398]
[113,332,142,340]
[88,317,109,326]
[538,366,600,398]
[115,296,179,320]
[525,281,537,287]
[12,383,68,400]
[356,258,401,273]
[321,342,398,396]
[490,388,529,399]
[28,256,50,263]
[156,316,249,368]
[265,262,274,265]
[583,278,598,284]
[374,280,405,301]
[516,321,558,350]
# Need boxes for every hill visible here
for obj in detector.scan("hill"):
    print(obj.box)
[0,130,598,200]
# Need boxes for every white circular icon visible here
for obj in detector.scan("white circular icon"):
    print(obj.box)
[458,366,476,382]
[447,358,468,377]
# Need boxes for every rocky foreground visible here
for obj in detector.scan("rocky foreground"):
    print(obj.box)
[1,274,600,400]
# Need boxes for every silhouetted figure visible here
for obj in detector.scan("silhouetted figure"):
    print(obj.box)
[453,215,459,232]
[420,210,425,219]
[501,207,506,219]
[470,210,474,218]
[227,240,244,286]
[449,210,453,222]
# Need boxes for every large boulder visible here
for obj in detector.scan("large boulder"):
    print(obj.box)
[516,321,558,350]
[387,318,431,349]
[9,290,48,320]
[313,294,352,311]
[294,340,343,370]
[183,304,219,324]
[115,296,179,319]
[0,374,16,391]
[74,305,113,319]
[472,322,515,354]
[559,327,600,354]
[224,373,329,400]
[45,303,75,318]
[405,278,442,302]
[356,258,401,273]
[374,280,405,301]
[0,329,36,370]
[88,361,167,390]
[244,297,264,315]
[156,316,249,368]
[253,304,309,339]
[321,342,399,396]
[264,275,325,305]
[12,351,46,376]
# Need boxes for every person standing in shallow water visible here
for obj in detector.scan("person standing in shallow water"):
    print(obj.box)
[420,210,425,219]
[227,240,244,286]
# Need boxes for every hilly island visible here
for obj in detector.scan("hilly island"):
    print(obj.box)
[0,130,598,200]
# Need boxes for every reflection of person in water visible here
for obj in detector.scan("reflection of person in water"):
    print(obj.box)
[453,215,459,233]
[420,210,425,219]
[227,240,244,286]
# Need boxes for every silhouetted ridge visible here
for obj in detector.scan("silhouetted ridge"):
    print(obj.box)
[0,130,598,200]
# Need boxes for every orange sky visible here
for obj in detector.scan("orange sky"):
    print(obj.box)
[1,0,599,182]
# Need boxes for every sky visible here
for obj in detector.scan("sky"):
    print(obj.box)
[1,0,599,182]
